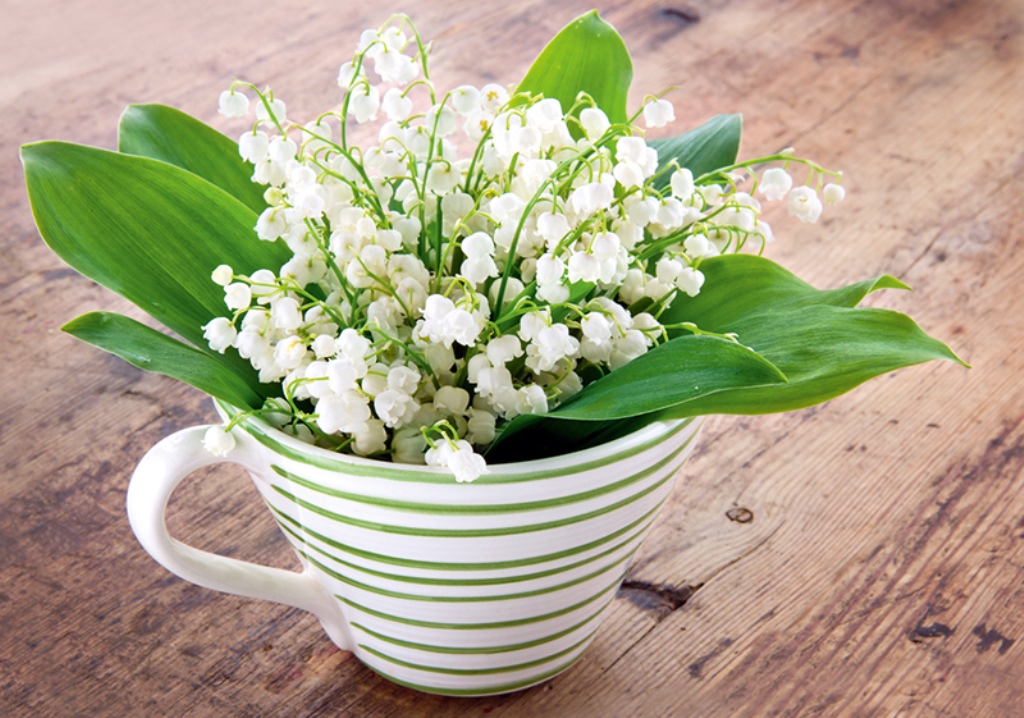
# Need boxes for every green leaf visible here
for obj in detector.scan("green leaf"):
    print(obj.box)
[649,114,742,190]
[517,11,632,124]
[659,305,964,416]
[490,254,964,461]
[660,253,909,330]
[549,335,785,419]
[21,141,290,399]
[63,312,263,410]
[118,104,267,213]
[656,253,965,416]
[488,334,786,460]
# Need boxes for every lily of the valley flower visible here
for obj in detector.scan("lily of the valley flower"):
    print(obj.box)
[204,14,844,480]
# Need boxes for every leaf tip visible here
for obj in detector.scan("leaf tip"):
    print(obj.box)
[950,349,971,369]
[577,8,608,26]
[878,274,912,291]
[930,337,970,368]
[61,311,103,335]
[19,140,49,168]
[117,105,146,152]
[59,318,81,334]
[20,140,81,175]
[564,9,625,47]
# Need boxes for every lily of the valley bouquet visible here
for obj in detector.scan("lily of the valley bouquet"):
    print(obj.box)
[23,13,963,482]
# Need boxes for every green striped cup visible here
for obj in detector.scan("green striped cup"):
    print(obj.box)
[127,406,704,696]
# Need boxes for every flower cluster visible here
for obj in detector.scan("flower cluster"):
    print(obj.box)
[205,15,843,481]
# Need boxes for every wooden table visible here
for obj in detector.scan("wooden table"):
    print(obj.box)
[3,0,1021,715]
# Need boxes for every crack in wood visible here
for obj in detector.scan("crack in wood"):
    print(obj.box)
[618,579,704,618]
[660,6,701,24]
[909,622,953,642]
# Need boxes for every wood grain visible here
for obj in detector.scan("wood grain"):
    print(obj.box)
[2,0,1021,715]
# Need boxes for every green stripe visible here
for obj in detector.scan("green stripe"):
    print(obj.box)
[270,497,665,571]
[356,631,595,676]
[228,400,694,483]
[335,572,625,630]
[269,428,698,515]
[349,593,614,655]
[358,652,585,697]
[278,513,655,587]
[299,548,630,603]
[270,456,685,538]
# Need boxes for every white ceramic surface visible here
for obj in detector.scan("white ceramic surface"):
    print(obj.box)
[127,408,704,695]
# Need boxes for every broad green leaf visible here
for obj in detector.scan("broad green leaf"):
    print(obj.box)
[656,305,965,417]
[649,114,742,189]
[548,335,785,419]
[64,312,263,410]
[488,334,786,460]
[118,104,267,213]
[517,11,632,124]
[21,141,290,399]
[660,253,909,330]
[655,253,963,415]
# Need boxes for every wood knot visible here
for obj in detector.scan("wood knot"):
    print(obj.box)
[726,507,754,524]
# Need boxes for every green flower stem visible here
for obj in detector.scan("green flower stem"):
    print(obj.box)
[305,219,359,309]
[238,83,286,136]
[303,138,389,226]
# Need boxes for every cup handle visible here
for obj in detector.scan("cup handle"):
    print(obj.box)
[126,425,351,651]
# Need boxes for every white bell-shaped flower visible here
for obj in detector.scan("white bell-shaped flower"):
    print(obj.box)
[218,90,249,118]
[434,385,471,416]
[788,186,823,223]
[374,389,419,428]
[382,88,413,121]
[427,440,488,483]
[274,335,307,371]
[393,427,427,464]
[467,408,497,445]
[224,283,252,310]
[203,318,237,353]
[203,426,236,456]
[480,83,509,113]
[255,97,286,124]
[643,98,675,128]
[486,335,524,366]
[317,391,371,434]
[373,46,418,85]
[514,385,548,416]
[451,85,481,116]
[352,419,388,456]
[824,183,846,205]
[238,132,270,164]
[675,266,705,297]
[580,107,610,139]
[348,84,380,124]
[671,168,695,201]
[760,168,793,201]
[569,182,613,218]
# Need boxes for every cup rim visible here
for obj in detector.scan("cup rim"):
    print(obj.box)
[216,400,697,479]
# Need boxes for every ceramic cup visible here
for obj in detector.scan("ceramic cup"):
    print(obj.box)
[127,405,703,696]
